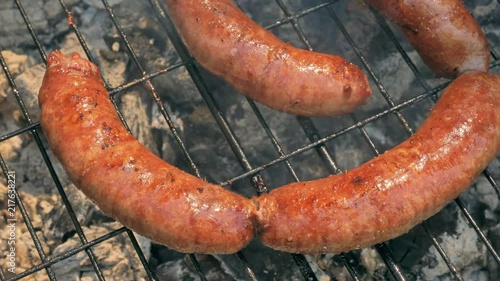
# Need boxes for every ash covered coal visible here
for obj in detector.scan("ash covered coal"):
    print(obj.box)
[0,0,499,280]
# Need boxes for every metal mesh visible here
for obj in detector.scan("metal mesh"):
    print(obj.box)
[0,0,499,280]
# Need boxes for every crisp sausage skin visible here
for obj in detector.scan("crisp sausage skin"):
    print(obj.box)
[366,0,490,78]
[255,72,500,254]
[38,51,257,254]
[165,0,372,117]
[38,52,500,255]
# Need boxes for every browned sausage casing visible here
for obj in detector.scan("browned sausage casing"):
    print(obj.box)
[366,0,490,78]
[165,0,372,117]
[255,72,500,254]
[39,52,500,255]
[38,51,256,254]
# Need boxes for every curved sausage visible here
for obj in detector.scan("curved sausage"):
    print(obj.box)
[366,0,490,78]
[255,72,500,254]
[38,51,256,254]
[165,0,372,117]
[39,52,500,255]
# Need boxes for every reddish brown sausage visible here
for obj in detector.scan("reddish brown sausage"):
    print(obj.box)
[165,0,371,117]
[38,51,256,254]
[255,72,500,253]
[39,52,500,255]
[366,0,490,78]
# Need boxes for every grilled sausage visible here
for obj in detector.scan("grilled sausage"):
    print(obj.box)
[255,72,500,254]
[38,51,256,254]
[39,52,500,255]
[366,0,490,78]
[164,0,372,117]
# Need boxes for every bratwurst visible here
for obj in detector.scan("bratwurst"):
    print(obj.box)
[39,51,500,255]
[164,0,371,116]
[255,72,500,253]
[39,51,256,254]
[366,0,490,78]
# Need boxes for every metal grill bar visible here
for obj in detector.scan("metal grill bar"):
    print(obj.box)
[265,0,339,30]
[235,252,259,281]
[4,227,128,281]
[90,1,182,278]
[108,62,186,96]
[268,1,402,278]
[56,0,109,90]
[327,5,414,135]
[491,56,500,68]
[0,49,55,280]
[79,0,207,278]
[491,45,499,60]
[484,169,500,198]
[253,1,500,278]
[246,93,363,278]
[0,155,55,281]
[220,82,448,185]
[364,16,498,272]
[375,243,406,281]
[421,221,465,281]
[239,1,499,279]
[296,116,339,173]
[4,1,127,279]
[145,1,264,279]
[417,224,464,280]
[273,0,341,175]
[13,0,47,62]
[0,0,498,280]
[241,1,418,278]
[0,123,39,143]
[260,17,421,280]
[454,198,500,264]
[148,1,316,278]
[323,6,408,276]
[365,2,500,273]
[30,135,108,281]
[246,99,300,181]
[343,2,500,278]
[325,4,454,276]
[367,6,434,97]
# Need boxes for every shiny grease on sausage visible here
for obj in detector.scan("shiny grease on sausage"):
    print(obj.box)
[366,0,490,78]
[39,51,500,255]
[255,72,500,253]
[38,51,256,254]
[165,0,371,117]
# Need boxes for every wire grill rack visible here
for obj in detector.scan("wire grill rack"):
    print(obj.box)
[0,0,499,280]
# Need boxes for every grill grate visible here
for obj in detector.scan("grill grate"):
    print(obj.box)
[0,0,499,280]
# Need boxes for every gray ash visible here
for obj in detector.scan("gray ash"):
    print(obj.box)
[0,0,499,280]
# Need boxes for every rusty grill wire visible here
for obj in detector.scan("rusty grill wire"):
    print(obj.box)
[0,0,499,280]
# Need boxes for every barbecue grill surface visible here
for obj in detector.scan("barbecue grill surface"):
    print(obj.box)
[0,0,499,280]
